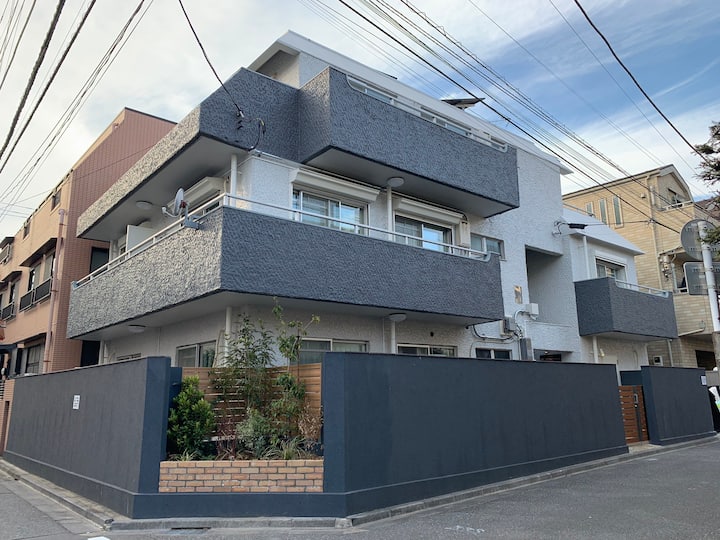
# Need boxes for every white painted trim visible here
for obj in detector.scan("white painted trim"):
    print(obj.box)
[291,169,379,203]
[393,197,464,225]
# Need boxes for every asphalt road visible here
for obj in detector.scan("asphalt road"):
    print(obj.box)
[3,440,720,539]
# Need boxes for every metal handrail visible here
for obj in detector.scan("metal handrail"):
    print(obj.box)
[73,193,491,288]
[614,279,670,298]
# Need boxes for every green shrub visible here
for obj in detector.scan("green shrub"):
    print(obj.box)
[167,376,216,458]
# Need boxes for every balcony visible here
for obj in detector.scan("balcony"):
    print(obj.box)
[297,68,519,217]
[1,302,15,321]
[68,195,504,338]
[18,278,52,312]
[575,277,677,339]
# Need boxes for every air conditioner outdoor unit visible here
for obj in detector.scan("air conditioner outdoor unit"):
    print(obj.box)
[652,355,663,365]
[167,176,225,210]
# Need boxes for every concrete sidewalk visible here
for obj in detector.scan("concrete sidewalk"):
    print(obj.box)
[0,435,717,532]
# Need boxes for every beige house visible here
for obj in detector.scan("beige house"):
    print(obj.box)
[0,109,174,375]
[563,165,719,369]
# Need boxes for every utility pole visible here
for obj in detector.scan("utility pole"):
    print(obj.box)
[698,221,720,371]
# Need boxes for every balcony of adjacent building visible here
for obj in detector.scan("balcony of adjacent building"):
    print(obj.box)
[68,191,504,340]
[574,277,677,340]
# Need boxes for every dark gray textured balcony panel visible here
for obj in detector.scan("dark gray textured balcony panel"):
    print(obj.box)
[297,68,519,215]
[78,69,298,237]
[219,208,503,322]
[575,278,677,338]
[67,213,224,338]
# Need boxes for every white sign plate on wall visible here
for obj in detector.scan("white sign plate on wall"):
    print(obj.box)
[72,395,80,410]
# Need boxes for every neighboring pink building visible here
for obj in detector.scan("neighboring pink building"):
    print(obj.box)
[0,109,174,374]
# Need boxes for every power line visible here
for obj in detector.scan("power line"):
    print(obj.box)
[0,0,37,93]
[177,0,242,118]
[0,0,97,177]
[0,0,65,163]
[336,0,680,233]
[572,0,710,166]
[0,0,152,223]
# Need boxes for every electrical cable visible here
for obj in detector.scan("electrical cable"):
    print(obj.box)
[0,0,97,178]
[0,0,152,224]
[0,0,65,163]
[177,0,243,118]
[336,0,680,233]
[572,0,710,166]
[0,0,37,93]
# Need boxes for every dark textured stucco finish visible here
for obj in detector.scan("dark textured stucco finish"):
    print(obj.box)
[80,64,520,237]
[4,358,180,516]
[575,277,677,338]
[322,353,627,515]
[298,68,519,207]
[68,212,224,338]
[70,207,504,336]
[78,69,298,236]
[627,366,715,445]
[218,208,503,321]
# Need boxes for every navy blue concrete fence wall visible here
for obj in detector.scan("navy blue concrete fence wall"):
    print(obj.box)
[4,353,628,519]
[621,366,715,445]
[322,353,627,515]
[3,357,180,516]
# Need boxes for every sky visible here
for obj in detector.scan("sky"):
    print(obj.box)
[0,0,718,239]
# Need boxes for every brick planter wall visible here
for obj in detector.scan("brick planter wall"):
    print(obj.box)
[158,459,323,493]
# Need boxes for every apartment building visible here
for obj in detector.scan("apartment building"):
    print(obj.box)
[0,109,174,375]
[564,165,718,368]
[66,33,675,368]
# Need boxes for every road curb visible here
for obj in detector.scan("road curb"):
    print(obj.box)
[1,434,717,531]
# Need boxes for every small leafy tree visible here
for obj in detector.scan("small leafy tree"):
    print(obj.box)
[167,376,216,458]
[273,300,320,368]
[695,121,720,244]
[270,372,307,440]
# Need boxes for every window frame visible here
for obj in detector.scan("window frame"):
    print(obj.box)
[175,340,216,368]
[292,189,367,233]
[475,348,512,360]
[595,258,626,281]
[297,338,368,364]
[470,233,505,259]
[397,344,457,357]
[598,199,608,224]
[612,196,622,226]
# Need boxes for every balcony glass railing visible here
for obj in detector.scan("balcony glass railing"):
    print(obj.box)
[73,193,491,288]
[614,279,670,298]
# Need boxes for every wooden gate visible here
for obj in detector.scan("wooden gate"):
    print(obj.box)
[618,385,648,444]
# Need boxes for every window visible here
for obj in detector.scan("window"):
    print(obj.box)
[51,189,61,209]
[23,220,30,238]
[24,344,44,374]
[612,196,622,226]
[298,339,367,364]
[117,353,141,362]
[585,202,594,217]
[476,348,512,360]
[397,344,456,357]
[347,77,395,104]
[598,199,608,224]
[420,108,470,136]
[596,259,626,281]
[27,264,39,292]
[90,247,109,273]
[42,252,54,282]
[471,234,504,258]
[668,189,683,206]
[176,341,216,368]
[293,190,365,233]
[395,216,452,252]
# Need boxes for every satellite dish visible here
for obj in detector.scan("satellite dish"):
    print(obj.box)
[161,187,199,229]
[173,188,185,216]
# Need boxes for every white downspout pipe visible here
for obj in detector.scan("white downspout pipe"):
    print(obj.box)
[42,209,65,373]
[230,154,238,199]
[224,306,233,364]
